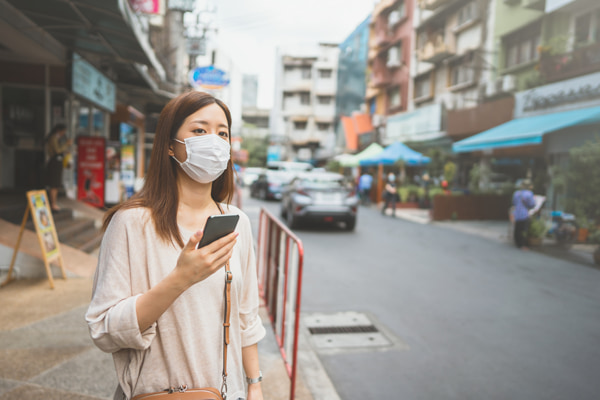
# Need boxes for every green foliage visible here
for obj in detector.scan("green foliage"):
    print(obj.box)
[588,229,600,245]
[527,217,547,238]
[241,137,269,167]
[566,137,600,224]
[443,161,457,183]
[468,164,481,193]
[426,147,448,178]
[326,160,341,172]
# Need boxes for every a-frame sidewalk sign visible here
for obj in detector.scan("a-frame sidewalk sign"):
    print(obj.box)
[1,190,67,289]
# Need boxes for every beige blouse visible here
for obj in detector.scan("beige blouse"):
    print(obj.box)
[85,205,265,400]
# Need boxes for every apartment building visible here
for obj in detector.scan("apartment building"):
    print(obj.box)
[271,43,340,163]
[365,0,414,141]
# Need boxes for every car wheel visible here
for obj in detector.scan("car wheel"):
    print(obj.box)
[280,204,287,218]
[286,207,298,229]
[344,217,356,231]
[258,188,267,200]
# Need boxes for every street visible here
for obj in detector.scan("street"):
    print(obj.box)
[242,189,600,400]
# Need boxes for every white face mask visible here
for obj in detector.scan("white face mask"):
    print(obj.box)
[172,134,231,183]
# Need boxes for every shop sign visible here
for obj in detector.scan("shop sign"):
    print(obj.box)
[168,0,196,12]
[121,145,136,200]
[186,37,206,56]
[386,103,444,143]
[77,136,106,208]
[188,65,230,90]
[129,0,160,14]
[515,71,600,118]
[71,53,116,112]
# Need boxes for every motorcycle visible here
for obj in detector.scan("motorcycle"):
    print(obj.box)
[546,210,579,248]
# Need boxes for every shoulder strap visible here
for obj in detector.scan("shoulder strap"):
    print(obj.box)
[216,202,231,399]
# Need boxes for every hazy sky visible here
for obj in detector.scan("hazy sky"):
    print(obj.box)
[211,0,374,108]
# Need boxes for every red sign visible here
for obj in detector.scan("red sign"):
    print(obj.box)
[129,0,160,14]
[77,136,106,208]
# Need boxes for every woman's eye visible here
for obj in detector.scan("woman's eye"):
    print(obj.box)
[219,131,229,137]
[193,128,206,134]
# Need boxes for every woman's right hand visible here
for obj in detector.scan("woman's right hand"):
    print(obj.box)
[174,230,239,289]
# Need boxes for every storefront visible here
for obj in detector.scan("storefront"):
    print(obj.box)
[385,103,452,152]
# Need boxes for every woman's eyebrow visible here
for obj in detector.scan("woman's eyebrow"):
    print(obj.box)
[189,119,228,129]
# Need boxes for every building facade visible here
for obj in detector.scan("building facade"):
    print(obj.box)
[271,43,340,163]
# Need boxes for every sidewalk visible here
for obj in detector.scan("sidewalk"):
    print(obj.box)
[379,205,597,268]
[0,202,317,400]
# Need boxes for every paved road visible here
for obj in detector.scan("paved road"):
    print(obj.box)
[242,190,600,400]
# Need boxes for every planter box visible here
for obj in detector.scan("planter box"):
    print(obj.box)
[431,194,512,221]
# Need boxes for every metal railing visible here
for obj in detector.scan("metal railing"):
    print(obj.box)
[256,207,304,400]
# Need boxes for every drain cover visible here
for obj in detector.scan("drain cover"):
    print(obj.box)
[304,312,392,349]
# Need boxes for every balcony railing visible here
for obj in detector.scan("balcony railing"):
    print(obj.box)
[539,42,600,84]
[371,69,392,87]
[373,0,396,18]
[418,0,454,11]
[417,34,455,63]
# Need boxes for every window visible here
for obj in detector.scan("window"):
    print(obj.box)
[294,121,307,130]
[317,122,330,131]
[319,69,332,78]
[284,66,294,72]
[301,67,312,79]
[457,1,478,27]
[414,75,431,100]
[387,42,402,67]
[450,54,475,87]
[300,92,311,105]
[317,96,332,105]
[504,23,541,68]
[388,86,401,108]
[575,10,600,45]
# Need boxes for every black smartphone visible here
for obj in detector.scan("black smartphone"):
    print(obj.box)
[196,214,240,249]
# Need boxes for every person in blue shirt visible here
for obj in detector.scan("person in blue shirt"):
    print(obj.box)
[512,179,536,249]
[358,171,373,205]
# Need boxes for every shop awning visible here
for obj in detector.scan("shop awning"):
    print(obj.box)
[7,0,165,80]
[337,143,384,167]
[360,141,431,167]
[453,105,600,153]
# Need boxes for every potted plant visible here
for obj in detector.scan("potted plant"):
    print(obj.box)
[527,217,546,247]
[588,229,600,266]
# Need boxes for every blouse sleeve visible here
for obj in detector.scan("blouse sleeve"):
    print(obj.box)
[85,210,156,353]
[237,212,266,347]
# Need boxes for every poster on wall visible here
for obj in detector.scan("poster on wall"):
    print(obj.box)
[77,136,106,208]
[121,145,136,200]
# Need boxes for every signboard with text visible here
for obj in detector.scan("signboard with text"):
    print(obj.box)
[71,53,116,112]
[188,65,230,90]
[129,0,161,14]
[77,136,106,208]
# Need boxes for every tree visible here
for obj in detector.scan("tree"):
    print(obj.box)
[241,136,269,167]
[567,137,600,224]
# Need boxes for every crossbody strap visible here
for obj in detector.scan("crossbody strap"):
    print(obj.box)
[216,202,232,399]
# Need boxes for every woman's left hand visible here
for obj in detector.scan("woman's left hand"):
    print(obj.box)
[247,383,263,400]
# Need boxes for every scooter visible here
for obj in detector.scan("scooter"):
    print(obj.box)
[546,210,578,248]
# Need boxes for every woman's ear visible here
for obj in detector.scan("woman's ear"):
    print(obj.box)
[168,144,174,157]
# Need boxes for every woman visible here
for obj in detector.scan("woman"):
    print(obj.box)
[44,123,72,211]
[86,91,265,400]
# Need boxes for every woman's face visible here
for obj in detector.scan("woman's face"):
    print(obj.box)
[169,103,230,161]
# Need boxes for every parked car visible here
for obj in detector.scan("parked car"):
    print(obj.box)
[266,161,313,173]
[280,171,359,230]
[240,167,265,187]
[250,170,294,200]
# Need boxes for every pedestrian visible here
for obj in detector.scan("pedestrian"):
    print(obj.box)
[381,173,400,217]
[85,91,266,400]
[44,123,72,212]
[512,179,536,250]
[358,170,373,205]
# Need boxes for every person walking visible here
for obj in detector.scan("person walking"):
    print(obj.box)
[85,91,265,400]
[381,173,400,217]
[512,179,536,250]
[44,123,72,212]
[358,171,373,205]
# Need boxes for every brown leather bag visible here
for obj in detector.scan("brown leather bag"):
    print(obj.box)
[132,268,233,400]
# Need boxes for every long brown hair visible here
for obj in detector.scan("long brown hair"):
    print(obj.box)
[103,91,235,247]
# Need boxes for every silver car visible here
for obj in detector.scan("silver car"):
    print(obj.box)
[280,171,359,231]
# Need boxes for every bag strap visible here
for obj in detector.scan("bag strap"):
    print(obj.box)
[216,202,231,399]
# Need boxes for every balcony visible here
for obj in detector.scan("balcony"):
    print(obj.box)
[539,42,600,84]
[374,30,392,49]
[371,69,392,88]
[418,0,455,11]
[373,0,396,18]
[417,35,455,63]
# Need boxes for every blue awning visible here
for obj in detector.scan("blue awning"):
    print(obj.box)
[453,105,600,153]
[359,141,431,167]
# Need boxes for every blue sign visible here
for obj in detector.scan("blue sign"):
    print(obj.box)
[71,53,116,112]
[188,65,230,90]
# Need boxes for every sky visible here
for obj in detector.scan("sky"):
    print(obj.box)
[207,0,375,108]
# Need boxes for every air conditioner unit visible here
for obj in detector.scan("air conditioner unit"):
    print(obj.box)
[485,79,497,97]
[502,74,517,92]
[388,11,400,27]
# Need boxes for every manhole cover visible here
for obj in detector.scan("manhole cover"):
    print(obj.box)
[304,312,392,349]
